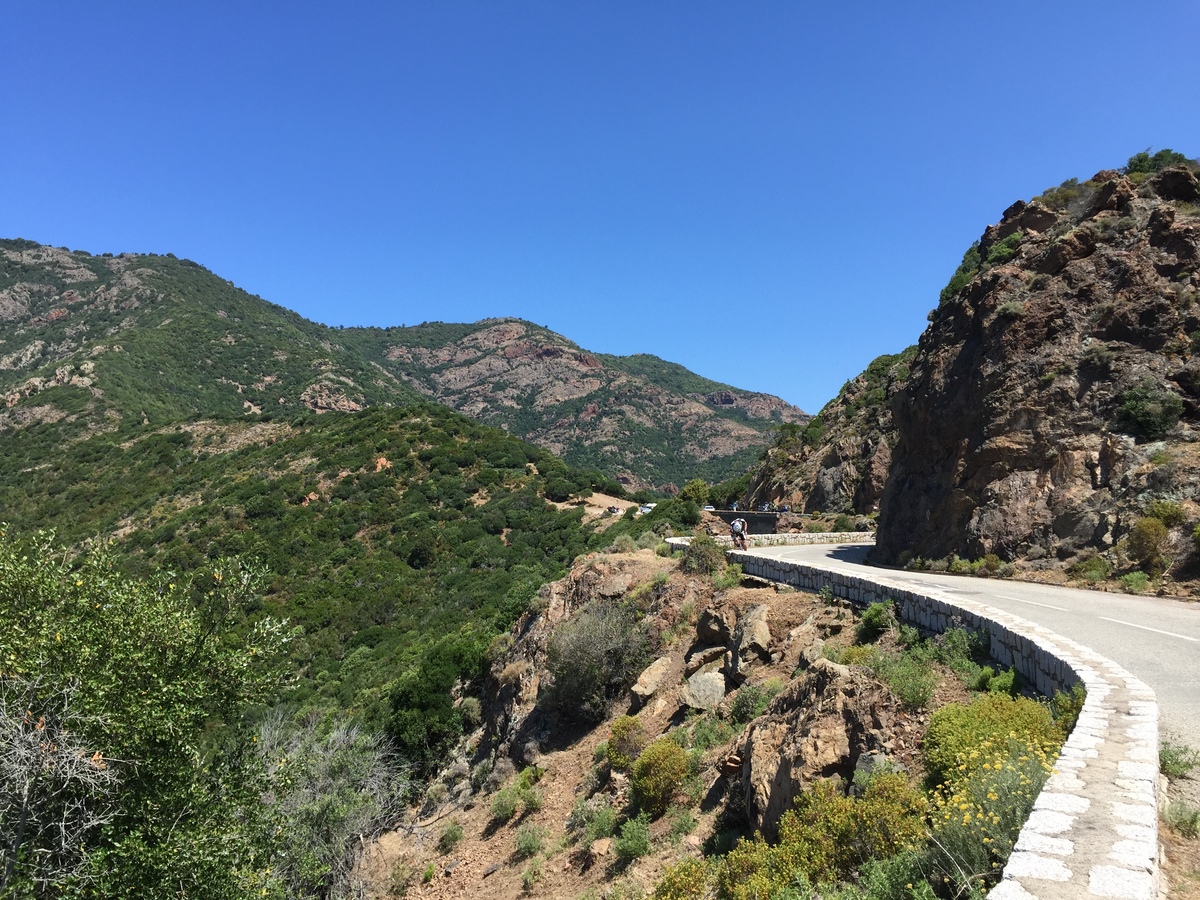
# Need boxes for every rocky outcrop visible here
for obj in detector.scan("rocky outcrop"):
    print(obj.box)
[738,658,908,837]
[872,166,1200,569]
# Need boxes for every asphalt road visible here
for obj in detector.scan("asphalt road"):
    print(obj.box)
[747,542,1200,749]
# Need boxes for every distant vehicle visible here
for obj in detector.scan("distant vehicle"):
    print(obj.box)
[702,505,715,511]
[638,505,653,515]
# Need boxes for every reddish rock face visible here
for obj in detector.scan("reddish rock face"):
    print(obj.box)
[875,168,1200,565]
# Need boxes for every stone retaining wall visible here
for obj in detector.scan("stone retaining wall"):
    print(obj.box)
[709,530,876,548]
[671,537,1161,900]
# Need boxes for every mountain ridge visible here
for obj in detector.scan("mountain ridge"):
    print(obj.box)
[0,240,807,489]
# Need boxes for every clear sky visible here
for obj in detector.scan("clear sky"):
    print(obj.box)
[3,2,1198,414]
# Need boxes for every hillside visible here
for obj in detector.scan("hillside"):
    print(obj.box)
[0,241,806,490]
[745,346,915,514]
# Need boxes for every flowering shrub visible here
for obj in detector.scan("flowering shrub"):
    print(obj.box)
[926,735,1057,895]
[632,738,691,817]
[923,694,1061,784]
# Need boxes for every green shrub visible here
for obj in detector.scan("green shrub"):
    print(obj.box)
[609,533,638,553]
[685,714,734,751]
[1163,801,1200,838]
[636,530,662,550]
[857,601,896,642]
[615,812,652,860]
[607,715,648,772]
[653,857,710,900]
[997,300,1026,318]
[1068,554,1112,583]
[515,823,546,859]
[716,775,926,898]
[521,858,542,892]
[681,534,726,576]
[729,679,785,725]
[544,600,653,723]
[712,563,743,591]
[1120,571,1150,593]
[1049,684,1086,734]
[1194,523,1200,554]
[1145,500,1186,528]
[940,243,981,304]
[862,647,938,709]
[1160,740,1200,778]
[1127,517,1168,564]
[1117,380,1183,440]
[1124,148,1192,174]
[986,231,1023,265]
[490,786,520,823]
[631,738,691,818]
[438,820,464,854]
[833,514,855,533]
[923,693,1062,785]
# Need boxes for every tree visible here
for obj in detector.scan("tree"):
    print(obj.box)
[678,479,709,506]
[0,529,291,899]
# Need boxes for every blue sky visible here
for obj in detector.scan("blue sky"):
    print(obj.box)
[3,2,1198,413]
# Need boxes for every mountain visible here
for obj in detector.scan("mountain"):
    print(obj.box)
[0,241,806,490]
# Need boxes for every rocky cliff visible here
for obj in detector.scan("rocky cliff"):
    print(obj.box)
[875,163,1200,575]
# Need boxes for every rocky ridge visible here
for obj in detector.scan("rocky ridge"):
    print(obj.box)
[876,163,1200,575]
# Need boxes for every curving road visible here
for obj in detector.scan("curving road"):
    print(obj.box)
[746,542,1200,749]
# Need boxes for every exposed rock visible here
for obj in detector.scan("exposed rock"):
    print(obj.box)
[873,167,1200,569]
[680,670,726,711]
[740,658,902,837]
[685,645,725,675]
[727,605,772,683]
[695,605,735,646]
[630,656,674,706]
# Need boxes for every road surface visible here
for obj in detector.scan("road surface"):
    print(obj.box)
[747,542,1200,749]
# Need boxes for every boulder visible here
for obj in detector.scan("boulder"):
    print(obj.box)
[739,658,900,837]
[631,656,674,706]
[680,670,726,711]
[727,604,772,683]
[696,605,734,646]
[685,645,725,675]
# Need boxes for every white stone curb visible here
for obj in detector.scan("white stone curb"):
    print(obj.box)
[669,537,1160,900]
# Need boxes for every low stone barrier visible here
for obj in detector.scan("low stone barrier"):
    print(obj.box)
[669,536,1161,900]
[708,531,876,548]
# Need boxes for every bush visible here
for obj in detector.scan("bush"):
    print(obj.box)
[712,563,743,591]
[939,243,981,304]
[927,735,1057,896]
[631,738,691,818]
[1194,523,1200,554]
[1068,554,1112,583]
[857,601,896,642]
[681,534,726,576]
[1124,148,1192,174]
[923,693,1062,785]
[615,812,652,860]
[985,231,1023,265]
[545,601,653,723]
[1160,740,1200,778]
[1127,517,1169,564]
[438,820,464,854]
[1146,500,1186,528]
[717,775,926,897]
[515,823,545,859]
[862,647,938,709]
[1117,380,1183,440]
[729,679,785,725]
[653,857,710,900]
[607,715,648,772]
[1163,801,1200,839]
[833,514,855,533]
[609,533,638,553]
[1120,571,1150,593]
[636,530,661,550]
[997,300,1026,318]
